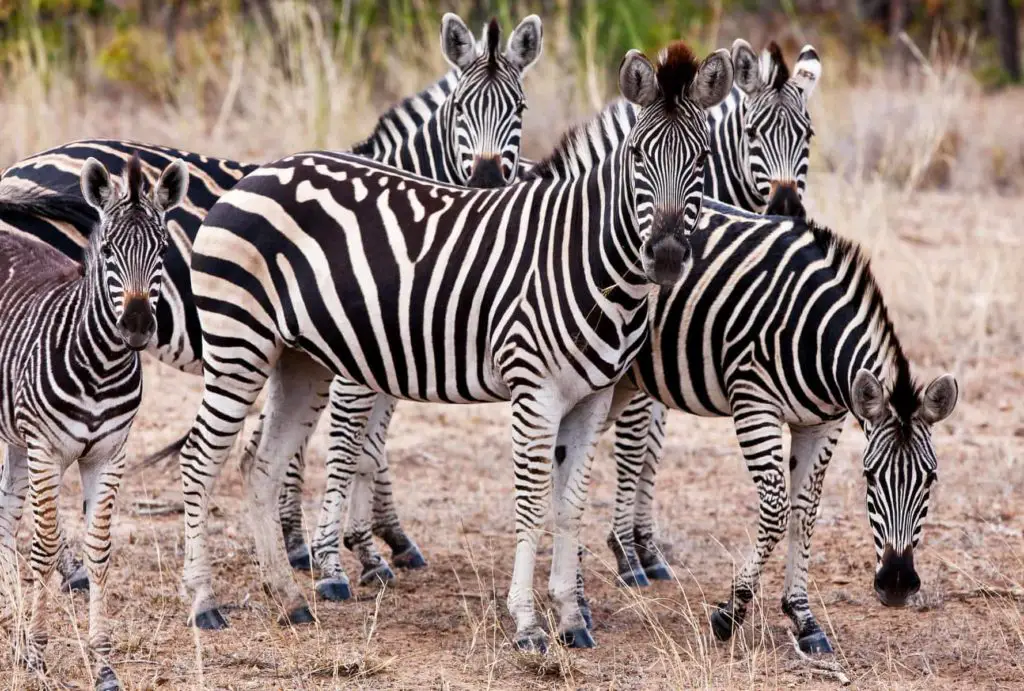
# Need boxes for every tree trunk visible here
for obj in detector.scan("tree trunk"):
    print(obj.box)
[988,0,1022,82]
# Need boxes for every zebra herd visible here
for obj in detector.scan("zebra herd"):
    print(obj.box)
[0,12,958,689]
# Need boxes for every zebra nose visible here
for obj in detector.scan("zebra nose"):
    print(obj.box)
[643,233,690,286]
[466,155,505,189]
[765,181,805,218]
[874,545,920,607]
[118,297,156,350]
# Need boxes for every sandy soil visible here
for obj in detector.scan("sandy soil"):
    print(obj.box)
[2,189,1023,690]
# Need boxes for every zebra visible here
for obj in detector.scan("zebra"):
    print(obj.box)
[175,42,733,653]
[324,37,823,587]
[609,203,957,653]
[0,154,188,691]
[0,11,543,586]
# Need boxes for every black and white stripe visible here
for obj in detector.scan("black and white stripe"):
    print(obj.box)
[0,155,187,690]
[174,44,732,654]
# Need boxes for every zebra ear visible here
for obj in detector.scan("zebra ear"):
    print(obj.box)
[81,157,114,210]
[792,44,822,104]
[689,49,733,109]
[440,13,476,71]
[851,369,889,426]
[731,39,763,95]
[154,158,189,212]
[920,374,958,425]
[506,15,543,73]
[619,50,659,108]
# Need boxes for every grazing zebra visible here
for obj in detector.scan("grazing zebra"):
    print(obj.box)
[609,203,958,653]
[329,37,823,586]
[0,155,188,690]
[0,11,542,586]
[176,42,732,652]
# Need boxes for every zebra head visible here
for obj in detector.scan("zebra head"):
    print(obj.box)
[850,367,959,607]
[440,13,542,188]
[619,43,732,285]
[731,40,821,217]
[80,153,189,350]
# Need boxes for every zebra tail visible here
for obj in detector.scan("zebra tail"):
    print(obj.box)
[137,431,190,470]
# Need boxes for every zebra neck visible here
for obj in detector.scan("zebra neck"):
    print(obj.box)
[837,327,907,415]
[707,88,762,212]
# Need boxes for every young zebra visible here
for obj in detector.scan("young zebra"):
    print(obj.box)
[612,203,957,653]
[0,155,188,690]
[177,42,732,651]
[0,12,542,585]
[328,37,823,586]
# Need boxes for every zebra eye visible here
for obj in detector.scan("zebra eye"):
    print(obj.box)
[101,245,114,259]
[745,126,757,141]
[807,126,816,141]
[630,146,643,164]
[516,101,527,116]
[925,470,938,487]
[863,468,876,484]
[453,100,464,114]
[697,149,710,165]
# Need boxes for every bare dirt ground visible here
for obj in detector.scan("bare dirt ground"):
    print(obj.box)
[0,183,1021,690]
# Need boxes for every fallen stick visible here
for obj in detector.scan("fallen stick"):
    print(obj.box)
[785,630,851,686]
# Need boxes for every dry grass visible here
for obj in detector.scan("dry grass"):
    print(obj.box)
[1,6,1023,690]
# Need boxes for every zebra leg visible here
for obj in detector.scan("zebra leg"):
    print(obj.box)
[22,445,65,673]
[78,449,128,690]
[179,348,274,630]
[311,378,374,602]
[278,443,311,572]
[239,350,332,626]
[54,465,90,594]
[548,389,614,649]
[709,401,787,642]
[634,401,672,581]
[607,391,653,588]
[367,402,426,570]
[506,390,561,654]
[0,446,29,625]
[781,420,843,655]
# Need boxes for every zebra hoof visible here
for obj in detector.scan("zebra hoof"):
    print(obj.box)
[359,562,396,588]
[644,561,674,581]
[287,545,312,572]
[513,629,549,655]
[392,544,427,570]
[798,630,834,655]
[558,627,596,649]
[280,604,317,626]
[95,666,122,691]
[315,578,352,602]
[191,607,229,630]
[617,568,650,588]
[710,604,737,642]
[579,598,594,631]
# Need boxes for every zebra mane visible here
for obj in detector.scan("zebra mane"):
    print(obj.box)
[485,18,501,75]
[807,221,920,423]
[350,70,459,157]
[526,99,635,180]
[656,41,700,106]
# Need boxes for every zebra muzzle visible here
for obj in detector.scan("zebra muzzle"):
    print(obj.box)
[117,297,156,350]
[643,233,690,286]
[873,544,920,607]
[765,181,805,218]
[466,155,506,188]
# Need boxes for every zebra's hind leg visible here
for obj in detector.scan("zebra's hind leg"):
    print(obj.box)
[310,378,375,602]
[780,420,844,655]
[634,401,672,581]
[241,350,332,626]
[548,389,614,649]
[79,448,128,690]
[710,398,787,643]
[278,445,311,571]
[607,392,654,588]
[0,446,29,626]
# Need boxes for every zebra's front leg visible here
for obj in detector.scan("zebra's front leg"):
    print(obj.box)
[241,351,332,626]
[634,401,671,580]
[607,391,655,587]
[781,420,844,655]
[79,449,128,690]
[548,389,613,649]
[366,401,426,570]
[310,378,375,602]
[710,403,787,643]
[278,443,311,571]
